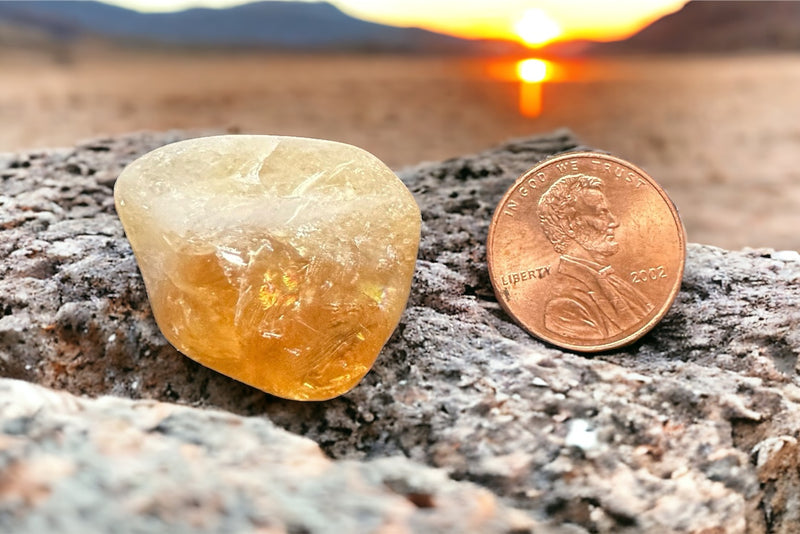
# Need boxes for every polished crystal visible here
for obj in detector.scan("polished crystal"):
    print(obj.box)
[115,136,420,400]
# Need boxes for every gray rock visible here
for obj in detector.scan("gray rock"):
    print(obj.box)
[0,378,537,534]
[2,130,800,533]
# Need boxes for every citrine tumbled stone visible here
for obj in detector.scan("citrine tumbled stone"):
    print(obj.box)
[114,136,420,400]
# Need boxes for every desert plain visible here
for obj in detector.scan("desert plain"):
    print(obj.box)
[1,48,799,251]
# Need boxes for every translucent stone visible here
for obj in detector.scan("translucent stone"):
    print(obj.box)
[114,136,420,401]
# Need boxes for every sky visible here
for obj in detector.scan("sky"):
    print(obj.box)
[101,0,690,44]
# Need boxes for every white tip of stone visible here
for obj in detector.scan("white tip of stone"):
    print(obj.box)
[772,250,800,262]
[565,419,599,451]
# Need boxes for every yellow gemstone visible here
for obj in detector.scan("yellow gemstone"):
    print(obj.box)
[114,136,420,400]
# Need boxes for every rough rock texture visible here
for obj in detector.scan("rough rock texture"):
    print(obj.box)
[0,378,535,534]
[2,130,800,533]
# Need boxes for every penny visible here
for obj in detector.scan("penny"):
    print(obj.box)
[487,152,686,352]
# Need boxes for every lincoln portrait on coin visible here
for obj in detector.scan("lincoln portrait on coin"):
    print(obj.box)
[537,174,653,339]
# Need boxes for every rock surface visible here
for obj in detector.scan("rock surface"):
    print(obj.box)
[2,130,800,533]
[0,378,535,534]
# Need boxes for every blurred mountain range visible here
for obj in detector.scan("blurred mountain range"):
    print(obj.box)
[545,0,800,56]
[2,0,798,56]
[601,0,800,53]
[0,0,523,54]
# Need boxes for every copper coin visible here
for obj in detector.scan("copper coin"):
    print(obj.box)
[487,152,686,352]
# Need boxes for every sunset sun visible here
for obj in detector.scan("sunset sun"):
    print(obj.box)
[517,59,549,83]
[514,8,562,47]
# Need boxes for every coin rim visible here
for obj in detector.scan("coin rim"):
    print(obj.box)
[486,151,687,352]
